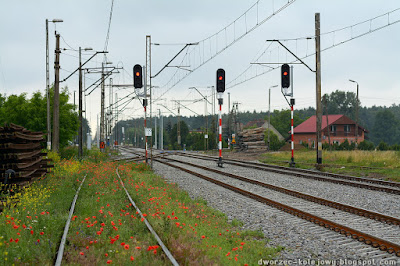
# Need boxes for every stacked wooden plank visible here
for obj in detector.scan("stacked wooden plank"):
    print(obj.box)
[236,127,267,151]
[0,123,51,185]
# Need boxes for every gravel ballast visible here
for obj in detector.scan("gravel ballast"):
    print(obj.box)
[151,154,400,263]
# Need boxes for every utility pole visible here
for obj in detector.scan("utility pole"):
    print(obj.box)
[268,85,278,151]
[315,13,323,167]
[349,79,359,147]
[228,92,230,149]
[45,19,63,151]
[115,92,118,148]
[100,62,105,152]
[78,47,83,158]
[155,113,157,149]
[177,102,181,147]
[52,33,61,152]
[109,78,113,145]
[146,35,153,166]
[323,95,331,150]
[356,83,359,146]
[159,109,163,150]
[45,20,51,150]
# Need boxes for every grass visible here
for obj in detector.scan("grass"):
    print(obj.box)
[1,155,283,265]
[260,150,400,182]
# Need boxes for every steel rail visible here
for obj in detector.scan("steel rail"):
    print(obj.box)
[163,157,400,226]
[154,158,400,257]
[115,166,179,266]
[55,174,87,266]
[176,153,400,195]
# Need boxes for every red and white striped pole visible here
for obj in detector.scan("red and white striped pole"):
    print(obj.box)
[218,103,223,166]
[290,98,295,167]
[216,68,225,167]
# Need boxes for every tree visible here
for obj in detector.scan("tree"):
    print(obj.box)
[269,109,304,138]
[324,90,358,119]
[358,140,375,150]
[377,141,389,151]
[371,110,400,146]
[0,88,82,148]
[168,121,189,149]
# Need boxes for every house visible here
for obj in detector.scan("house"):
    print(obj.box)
[293,115,368,148]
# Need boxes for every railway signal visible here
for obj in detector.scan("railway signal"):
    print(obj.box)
[216,68,225,93]
[133,64,143,89]
[216,68,225,167]
[281,64,290,88]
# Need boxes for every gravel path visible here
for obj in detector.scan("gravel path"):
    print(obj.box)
[151,156,400,263]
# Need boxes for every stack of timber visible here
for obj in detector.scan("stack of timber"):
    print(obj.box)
[237,127,267,152]
[0,123,52,185]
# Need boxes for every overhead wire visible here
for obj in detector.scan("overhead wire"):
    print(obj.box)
[153,0,297,103]
[227,7,400,89]
[103,0,115,63]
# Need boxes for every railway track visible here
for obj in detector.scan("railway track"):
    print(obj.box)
[118,147,400,260]
[174,152,400,195]
[54,163,178,265]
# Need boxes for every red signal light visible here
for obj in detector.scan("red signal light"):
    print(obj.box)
[219,76,223,81]
[136,72,140,77]
[283,72,288,76]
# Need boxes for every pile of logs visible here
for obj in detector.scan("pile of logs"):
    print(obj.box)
[0,123,51,185]
[236,127,267,152]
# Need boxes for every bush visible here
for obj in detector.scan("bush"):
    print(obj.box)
[46,150,61,163]
[377,141,389,151]
[358,140,375,150]
[264,129,285,151]
[390,144,400,151]
[339,139,354,151]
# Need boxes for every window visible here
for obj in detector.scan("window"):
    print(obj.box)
[299,140,303,144]
[331,125,337,132]
[333,140,340,145]
[344,125,351,132]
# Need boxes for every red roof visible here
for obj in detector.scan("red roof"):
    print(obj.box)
[293,115,344,133]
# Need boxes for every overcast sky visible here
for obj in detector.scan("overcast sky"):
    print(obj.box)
[0,0,399,135]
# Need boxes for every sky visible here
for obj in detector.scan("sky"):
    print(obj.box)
[0,0,399,136]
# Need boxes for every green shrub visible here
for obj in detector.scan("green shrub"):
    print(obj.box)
[358,140,375,150]
[377,141,389,151]
[46,150,61,163]
[264,129,285,151]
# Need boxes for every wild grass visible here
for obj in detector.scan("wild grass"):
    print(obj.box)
[260,150,400,182]
[1,157,282,265]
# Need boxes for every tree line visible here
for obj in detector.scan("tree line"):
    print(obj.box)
[116,90,400,150]
[1,89,398,151]
[0,87,90,148]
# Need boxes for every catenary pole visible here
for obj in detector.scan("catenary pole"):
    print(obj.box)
[78,47,83,158]
[45,20,51,150]
[315,13,323,167]
[52,33,61,152]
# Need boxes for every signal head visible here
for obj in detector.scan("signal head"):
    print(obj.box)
[281,64,290,88]
[216,68,225,93]
[133,64,143,89]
